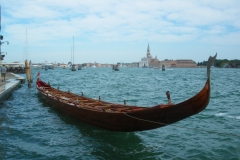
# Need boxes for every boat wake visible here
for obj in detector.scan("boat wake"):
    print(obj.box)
[215,113,227,117]
[215,113,240,120]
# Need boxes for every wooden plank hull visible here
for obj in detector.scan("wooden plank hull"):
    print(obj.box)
[37,78,210,132]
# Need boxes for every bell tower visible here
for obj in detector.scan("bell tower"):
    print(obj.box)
[146,43,152,63]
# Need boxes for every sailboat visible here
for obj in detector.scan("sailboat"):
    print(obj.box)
[71,36,76,71]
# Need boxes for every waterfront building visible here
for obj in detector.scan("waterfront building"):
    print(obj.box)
[149,55,161,68]
[139,44,197,68]
[139,57,148,67]
[83,63,90,67]
[117,62,122,67]
[101,64,111,67]
[131,62,139,68]
[95,63,101,67]
[174,60,197,68]
[159,59,176,68]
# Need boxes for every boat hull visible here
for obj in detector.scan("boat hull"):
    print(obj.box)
[37,78,210,132]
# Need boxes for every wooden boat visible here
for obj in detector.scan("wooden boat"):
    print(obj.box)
[36,54,217,132]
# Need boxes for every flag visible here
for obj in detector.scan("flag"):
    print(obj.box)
[36,71,40,77]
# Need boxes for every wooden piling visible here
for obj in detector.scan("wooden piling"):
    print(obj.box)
[29,60,33,83]
[25,59,31,88]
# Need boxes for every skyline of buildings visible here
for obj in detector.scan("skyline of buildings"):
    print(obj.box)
[59,43,198,68]
[2,44,200,68]
[63,44,198,68]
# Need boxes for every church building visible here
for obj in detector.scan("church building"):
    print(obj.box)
[139,44,197,68]
[147,44,161,68]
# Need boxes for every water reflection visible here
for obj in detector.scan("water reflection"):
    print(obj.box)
[52,108,154,159]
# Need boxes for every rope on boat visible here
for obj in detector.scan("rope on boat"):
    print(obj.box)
[124,113,240,138]
[124,113,167,125]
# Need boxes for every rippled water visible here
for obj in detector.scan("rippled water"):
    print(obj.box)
[0,67,240,159]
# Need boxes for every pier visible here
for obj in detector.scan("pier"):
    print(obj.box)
[0,72,25,103]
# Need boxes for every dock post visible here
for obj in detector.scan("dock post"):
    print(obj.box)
[162,65,165,71]
[25,59,31,88]
[29,60,33,83]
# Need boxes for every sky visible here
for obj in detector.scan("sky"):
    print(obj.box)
[0,0,240,64]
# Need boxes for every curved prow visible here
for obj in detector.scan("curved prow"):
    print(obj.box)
[207,53,217,78]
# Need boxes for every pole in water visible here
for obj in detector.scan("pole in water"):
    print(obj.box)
[162,64,165,71]
[25,59,31,88]
[29,60,33,83]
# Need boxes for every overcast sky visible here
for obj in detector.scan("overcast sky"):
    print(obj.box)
[0,0,239,64]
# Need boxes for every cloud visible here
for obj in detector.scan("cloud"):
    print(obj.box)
[201,32,240,45]
[4,1,240,41]
[1,0,240,63]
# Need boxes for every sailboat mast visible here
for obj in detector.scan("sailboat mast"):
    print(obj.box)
[71,46,72,65]
[73,36,74,64]
[26,28,28,60]
[71,36,76,71]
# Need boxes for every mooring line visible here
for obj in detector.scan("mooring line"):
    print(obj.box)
[124,113,240,138]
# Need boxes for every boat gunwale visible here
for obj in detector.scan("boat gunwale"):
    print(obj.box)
[37,84,147,113]
[36,76,210,114]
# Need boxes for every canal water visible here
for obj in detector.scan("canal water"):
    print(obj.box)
[0,67,240,159]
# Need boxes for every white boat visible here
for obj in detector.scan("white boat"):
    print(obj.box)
[32,64,41,69]
[42,62,54,70]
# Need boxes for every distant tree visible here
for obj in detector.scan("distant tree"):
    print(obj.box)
[198,59,240,68]
[215,60,221,67]
[202,61,207,66]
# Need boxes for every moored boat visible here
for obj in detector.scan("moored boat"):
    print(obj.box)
[71,64,76,71]
[42,62,54,70]
[36,54,217,132]
[112,64,119,71]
